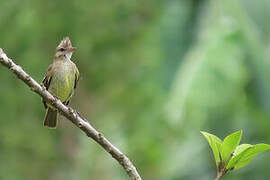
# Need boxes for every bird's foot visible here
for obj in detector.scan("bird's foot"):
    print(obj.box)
[40,83,46,90]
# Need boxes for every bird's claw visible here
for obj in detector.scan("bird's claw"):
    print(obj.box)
[40,83,46,90]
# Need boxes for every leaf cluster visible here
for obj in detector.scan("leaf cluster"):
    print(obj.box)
[201,131,270,179]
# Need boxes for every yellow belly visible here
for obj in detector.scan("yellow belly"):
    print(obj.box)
[48,65,75,102]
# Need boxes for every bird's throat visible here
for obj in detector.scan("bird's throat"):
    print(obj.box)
[65,52,72,60]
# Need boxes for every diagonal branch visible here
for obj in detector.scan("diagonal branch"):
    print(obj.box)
[0,48,142,180]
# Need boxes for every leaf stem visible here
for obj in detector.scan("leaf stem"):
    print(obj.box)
[215,172,223,180]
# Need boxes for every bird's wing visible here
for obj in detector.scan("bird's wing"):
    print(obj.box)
[73,62,80,89]
[42,64,53,90]
[41,64,53,108]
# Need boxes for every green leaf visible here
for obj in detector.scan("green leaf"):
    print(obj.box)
[234,157,254,170]
[220,130,242,163]
[228,144,270,170]
[235,143,270,170]
[233,144,253,155]
[201,131,223,165]
[241,144,270,158]
[226,144,253,169]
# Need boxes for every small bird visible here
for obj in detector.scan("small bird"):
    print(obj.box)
[42,37,80,128]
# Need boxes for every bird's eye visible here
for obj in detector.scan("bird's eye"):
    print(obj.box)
[60,48,65,52]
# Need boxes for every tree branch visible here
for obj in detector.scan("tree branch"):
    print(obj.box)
[0,48,142,180]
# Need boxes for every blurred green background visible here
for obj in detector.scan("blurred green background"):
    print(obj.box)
[1,0,270,179]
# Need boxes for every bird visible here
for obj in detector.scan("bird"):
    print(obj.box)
[42,37,80,128]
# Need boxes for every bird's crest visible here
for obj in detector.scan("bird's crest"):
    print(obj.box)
[57,37,72,49]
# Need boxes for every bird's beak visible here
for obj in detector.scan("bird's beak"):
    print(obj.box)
[68,47,76,52]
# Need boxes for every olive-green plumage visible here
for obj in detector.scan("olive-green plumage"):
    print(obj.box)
[42,37,79,128]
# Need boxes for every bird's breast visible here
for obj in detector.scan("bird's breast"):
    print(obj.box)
[48,61,76,102]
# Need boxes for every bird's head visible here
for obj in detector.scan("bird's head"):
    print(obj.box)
[55,37,76,59]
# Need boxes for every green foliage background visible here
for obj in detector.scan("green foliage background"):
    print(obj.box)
[1,0,270,179]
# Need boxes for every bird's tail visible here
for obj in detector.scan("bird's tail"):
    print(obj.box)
[43,108,58,128]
